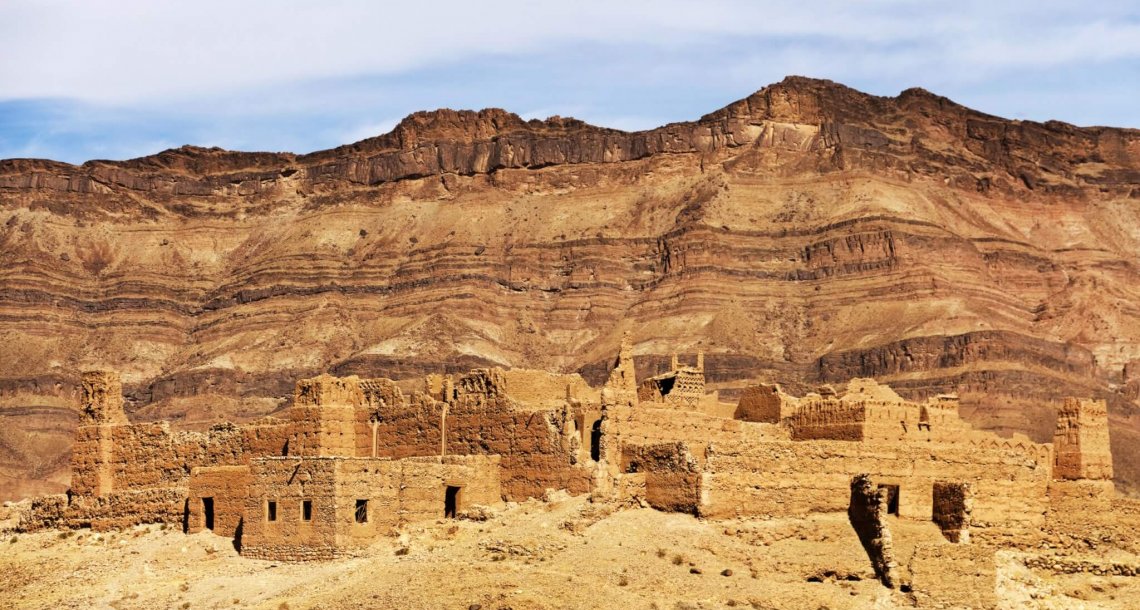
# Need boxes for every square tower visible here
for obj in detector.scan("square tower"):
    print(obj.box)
[1053,398,1113,481]
[288,375,363,457]
[71,370,129,496]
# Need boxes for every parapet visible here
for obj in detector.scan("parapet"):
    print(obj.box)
[450,367,594,409]
[359,377,404,409]
[455,368,508,399]
[80,370,128,426]
[294,374,365,408]
[733,383,797,423]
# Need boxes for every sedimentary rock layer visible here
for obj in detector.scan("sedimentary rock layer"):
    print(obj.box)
[2,76,1140,499]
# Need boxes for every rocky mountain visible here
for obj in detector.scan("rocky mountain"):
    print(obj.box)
[2,76,1140,501]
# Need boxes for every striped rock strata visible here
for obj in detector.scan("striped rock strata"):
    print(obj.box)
[2,76,1140,500]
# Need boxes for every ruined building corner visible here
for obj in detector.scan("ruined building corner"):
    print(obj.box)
[80,369,128,426]
[1053,397,1113,481]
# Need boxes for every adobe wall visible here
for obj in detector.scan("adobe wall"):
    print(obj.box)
[604,404,788,467]
[445,397,591,499]
[787,399,866,441]
[619,442,702,514]
[848,474,898,587]
[241,455,501,561]
[788,394,978,444]
[367,397,445,459]
[187,465,251,540]
[1053,397,1113,480]
[366,374,591,500]
[18,488,186,532]
[287,374,361,457]
[334,455,501,550]
[931,481,972,543]
[905,543,997,608]
[701,438,1052,530]
[733,383,795,423]
[241,458,340,561]
[498,369,597,408]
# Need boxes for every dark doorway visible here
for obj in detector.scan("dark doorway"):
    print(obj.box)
[879,484,900,515]
[445,486,461,518]
[202,497,214,531]
[266,500,277,522]
[590,419,603,462]
[302,500,312,522]
[355,499,368,523]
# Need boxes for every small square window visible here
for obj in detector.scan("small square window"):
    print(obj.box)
[354,499,368,524]
[302,500,313,521]
[267,500,277,522]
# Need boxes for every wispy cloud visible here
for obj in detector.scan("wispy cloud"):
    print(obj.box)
[3,1,1139,163]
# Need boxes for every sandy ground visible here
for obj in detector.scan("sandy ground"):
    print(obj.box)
[4,495,1140,609]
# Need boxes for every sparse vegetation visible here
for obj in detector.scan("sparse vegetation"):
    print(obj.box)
[656,547,666,558]
[672,553,685,566]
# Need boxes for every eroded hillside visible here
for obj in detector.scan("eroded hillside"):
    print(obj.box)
[2,76,1140,500]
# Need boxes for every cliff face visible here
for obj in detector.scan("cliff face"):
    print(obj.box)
[3,76,1140,500]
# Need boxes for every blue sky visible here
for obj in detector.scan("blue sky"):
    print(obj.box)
[2,0,1140,164]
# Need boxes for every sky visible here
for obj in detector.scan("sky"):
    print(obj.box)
[2,0,1139,164]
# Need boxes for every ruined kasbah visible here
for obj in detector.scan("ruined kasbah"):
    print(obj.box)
[9,335,1139,603]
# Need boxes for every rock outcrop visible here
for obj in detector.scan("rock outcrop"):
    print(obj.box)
[2,76,1140,500]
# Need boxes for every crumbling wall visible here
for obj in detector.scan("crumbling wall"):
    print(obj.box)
[788,399,866,440]
[620,442,702,514]
[637,369,707,408]
[905,543,995,608]
[18,488,186,532]
[368,379,589,501]
[498,369,597,408]
[602,332,638,407]
[79,370,128,426]
[369,397,445,459]
[395,455,502,518]
[241,455,502,561]
[70,371,129,496]
[787,380,978,444]
[288,375,361,457]
[848,474,898,588]
[606,404,787,465]
[241,458,340,561]
[733,383,794,423]
[1054,397,1113,480]
[702,439,1051,530]
[188,465,251,540]
[932,481,972,543]
[446,397,590,499]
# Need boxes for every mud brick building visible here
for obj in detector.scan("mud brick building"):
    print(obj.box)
[18,336,1125,560]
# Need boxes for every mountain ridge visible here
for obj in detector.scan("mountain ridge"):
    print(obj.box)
[2,76,1140,501]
